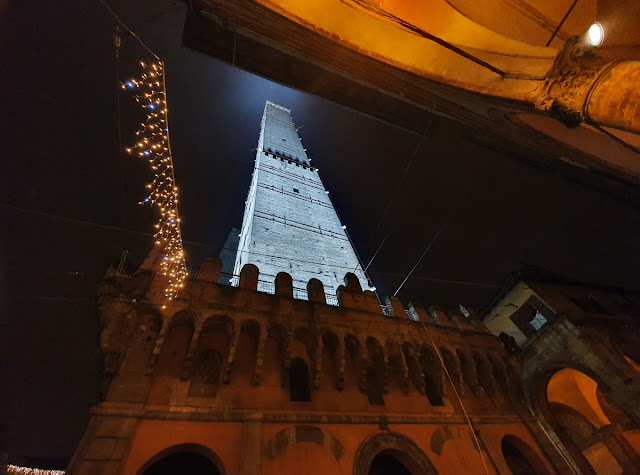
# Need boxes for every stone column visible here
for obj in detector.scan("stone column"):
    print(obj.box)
[597,424,640,473]
[534,37,640,134]
[239,416,263,475]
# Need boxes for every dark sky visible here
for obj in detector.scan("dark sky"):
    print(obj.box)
[2,0,639,466]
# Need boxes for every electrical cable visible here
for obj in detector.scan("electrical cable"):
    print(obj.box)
[418,319,491,475]
[114,25,126,229]
[97,0,160,61]
[394,220,449,296]
[319,173,378,297]
[590,123,640,155]
[374,120,432,232]
[0,203,206,247]
[358,119,432,275]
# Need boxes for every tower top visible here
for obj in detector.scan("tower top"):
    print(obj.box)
[264,100,291,113]
[260,100,310,166]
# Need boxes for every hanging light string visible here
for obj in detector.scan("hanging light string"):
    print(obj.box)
[97,2,187,302]
[124,61,188,303]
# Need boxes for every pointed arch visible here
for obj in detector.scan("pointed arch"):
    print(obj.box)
[344,333,362,390]
[155,310,196,377]
[457,349,477,393]
[473,353,496,397]
[439,346,462,395]
[365,337,386,405]
[353,431,438,475]
[232,319,260,383]
[135,443,225,475]
[420,345,444,406]
[386,340,408,394]
[501,435,551,475]
[263,323,289,388]
[487,353,509,391]
[321,330,340,389]
[188,315,233,397]
[403,341,425,395]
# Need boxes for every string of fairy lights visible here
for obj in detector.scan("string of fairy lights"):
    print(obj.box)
[7,465,65,475]
[123,61,188,304]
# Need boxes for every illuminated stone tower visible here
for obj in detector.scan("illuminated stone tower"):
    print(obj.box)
[233,101,368,299]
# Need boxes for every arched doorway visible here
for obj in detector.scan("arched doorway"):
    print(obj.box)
[143,453,219,475]
[353,432,438,475]
[136,444,225,475]
[539,367,640,474]
[501,435,549,475]
[369,451,412,475]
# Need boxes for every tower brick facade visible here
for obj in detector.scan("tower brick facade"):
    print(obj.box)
[233,102,368,300]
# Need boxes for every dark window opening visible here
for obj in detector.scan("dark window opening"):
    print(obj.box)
[369,454,411,475]
[424,373,444,406]
[290,357,311,402]
[501,439,538,475]
[143,452,220,475]
[366,366,385,405]
[510,296,554,337]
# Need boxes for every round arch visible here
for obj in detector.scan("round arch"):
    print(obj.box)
[353,431,438,475]
[532,366,615,475]
[135,443,226,475]
[501,435,550,475]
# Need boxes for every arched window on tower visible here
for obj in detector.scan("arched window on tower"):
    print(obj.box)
[290,357,311,402]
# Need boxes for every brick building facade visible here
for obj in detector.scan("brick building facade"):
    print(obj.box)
[67,105,640,474]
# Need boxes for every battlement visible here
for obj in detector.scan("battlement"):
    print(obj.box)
[96,256,517,421]
[264,100,291,113]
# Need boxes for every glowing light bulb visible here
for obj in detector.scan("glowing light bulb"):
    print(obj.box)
[587,22,604,46]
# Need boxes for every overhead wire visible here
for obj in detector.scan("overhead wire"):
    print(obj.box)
[97,0,160,61]
[392,171,480,298]
[114,25,126,228]
[393,220,449,297]
[419,319,491,475]
[30,4,499,303]
[359,119,433,275]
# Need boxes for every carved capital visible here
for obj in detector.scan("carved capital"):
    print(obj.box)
[534,37,615,128]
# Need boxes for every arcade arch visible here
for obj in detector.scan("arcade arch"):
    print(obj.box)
[538,367,639,474]
[136,443,225,475]
[501,435,549,475]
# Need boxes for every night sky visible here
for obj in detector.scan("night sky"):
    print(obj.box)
[2,1,639,467]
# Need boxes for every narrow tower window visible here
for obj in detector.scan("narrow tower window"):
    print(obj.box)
[289,357,311,402]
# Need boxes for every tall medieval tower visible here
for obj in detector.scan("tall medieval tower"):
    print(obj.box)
[67,103,578,475]
[233,101,368,299]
